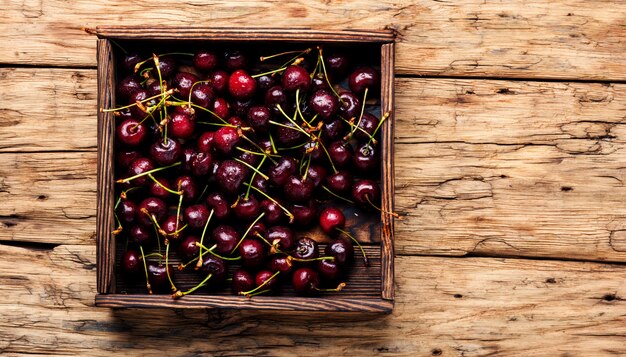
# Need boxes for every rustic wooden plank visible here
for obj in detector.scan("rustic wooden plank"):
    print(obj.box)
[1,1,625,80]
[3,243,626,355]
[0,68,96,152]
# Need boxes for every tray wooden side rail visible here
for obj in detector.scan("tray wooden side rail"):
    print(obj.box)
[95,27,395,313]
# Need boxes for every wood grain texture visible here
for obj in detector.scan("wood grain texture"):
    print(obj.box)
[1,0,625,79]
[3,243,626,355]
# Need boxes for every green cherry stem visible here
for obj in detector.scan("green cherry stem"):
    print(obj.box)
[139,245,152,294]
[231,212,266,254]
[335,228,369,266]
[321,185,354,204]
[240,271,280,298]
[148,174,183,196]
[234,158,269,180]
[196,242,242,261]
[365,111,390,147]
[244,183,294,223]
[117,162,181,183]
[317,46,344,103]
[196,209,215,270]
[260,48,311,62]
[165,242,177,293]
[172,273,213,299]
[349,87,368,140]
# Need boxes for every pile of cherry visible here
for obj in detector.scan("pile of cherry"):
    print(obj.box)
[109,45,395,298]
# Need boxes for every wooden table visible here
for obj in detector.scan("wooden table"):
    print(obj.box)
[1,1,626,355]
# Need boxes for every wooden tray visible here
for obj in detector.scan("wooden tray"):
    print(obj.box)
[95,27,395,313]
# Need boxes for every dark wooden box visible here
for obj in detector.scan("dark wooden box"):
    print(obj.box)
[95,27,395,313]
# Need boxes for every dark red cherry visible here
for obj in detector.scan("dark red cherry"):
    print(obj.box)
[230,98,254,117]
[181,146,195,172]
[208,70,229,94]
[248,221,266,238]
[264,85,288,115]
[117,75,142,100]
[227,115,246,128]
[233,195,261,221]
[116,149,141,169]
[145,79,164,97]
[172,72,199,98]
[198,255,227,285]
[212,97,230,120]
[215,160,247,195]
[123,53,143,73]
[157,56,176,78]
[137,197,167,227]
[127,157,154,186]
[212,225,240,254]
[309,89,338,119]
[282,65,311,92]
[300,141,323,162]
[255,74,277,92]
[190,82,215,108]
[129,88,151,119]
[191,151,213,177]
[267,226,295,251]
[178,235,200,260]
[149,138,182,166]
[349,67,380,95]
[213,126,241,155]
[228,69,256,100]
[173,105,196,119]
[291,200,318,227]
[327,170,352,195]
[148,176,172,200]
[161,215,183,240]
[319,206,345,234]
[338,91,361,119]
[268,157,298,187]
[261,199,286,225]
[292,267,320,295]
[247,105,271,133]
[275,121,306,146]
[116,119,147,147]
[352,179,380,206]
[252,175,269,193]
[116,200,137,223]
[206,192,231,220]
[325,52,350,77]
[306,165,327,188]
[193,50,219,71]
[239,238,265,268]
[255,270,278,291]
[353,143,378,172]
[235,148,259,167]
[325,238,354,266]
[129,224,152,246]
[317,259,340,282]
[224,50,249,70]
[269,255,293,275]
[168,112,195,139]
[323,118,346,140]
[147,262,175,293]
[328,141,353,168]
[197,132,215,153]
[175,175,199,202]
[292,237,319,261]
[232,269,255,294]
[284,175,314,203]
[121,249,141,276]
[354,113,379,141]
[184,204,210,230]
[311,72,330,92]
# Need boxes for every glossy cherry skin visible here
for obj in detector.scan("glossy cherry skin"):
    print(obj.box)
[233,195,261,221]
[248,221,267,238]
[255,74,277,92]
[291,200,318,227]
[175,175,199,203]
[261,199,286,225]
[121,249,142,276]
[269,255,294,276]
[198,255,227,285]
[224,50,249,70]
[284,175,315,203]
[348,67,380,95]
[268,157,298,187]
[311,72,330,92]
[282,65,311,92]
[191,151,213,177]
[322,118,346,141]
[117,75,142,100]
[352,179,381,205]
[172,72,199,98]
[215,160,247,195]
[116,200,137,223]
[325,52,350,76]
[184,204,210,230]
[168,112,195,139]
[292,267,320,295]
[328,141,353,168]
[227,115,246,128]
[292,237,319,261]
[326,170,352,195]
[148,177,172,200]
[194,50,219,71]
[267,226,295,251]
[353,143,379,172]
[145,79,164,97]
[264,85,288,115]
[122,53,143,72]
[129,224,152,246]
[127,157,154,186]
[354,113,379,142]
[232,269,255,294]
[305,165,327,188]
[157,56,176,78]
[161,215,183,240]
[338,91,361,119]
[275,121,306,146]
[149,138,182,166]
[147,262,175,293]
[197,132,215,153]
[325,238,354,266]
[137,197,167,227]
[239,238,266,268]
[206,192,231,220]
[228,69,257,100]
[309,89,338,119]
[247,105,271,133]
[319,206,345,234]
[128,89,153,119]
[236,146,260,167]
[190,83,215,108]
[212,97,230,120]
[116,119,147,147]
[208,71,229,94]
[212,225,240,254]
[255,270,278,291]
[181,146,195,172]
[116,149,141,169]
[178,235,200,261]
[213,126,241,155]
[317,259,340,282]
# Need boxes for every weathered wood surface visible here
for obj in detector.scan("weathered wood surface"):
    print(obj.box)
[1,1,626,80]
[2,243,626,356]
[4,69,626,265]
